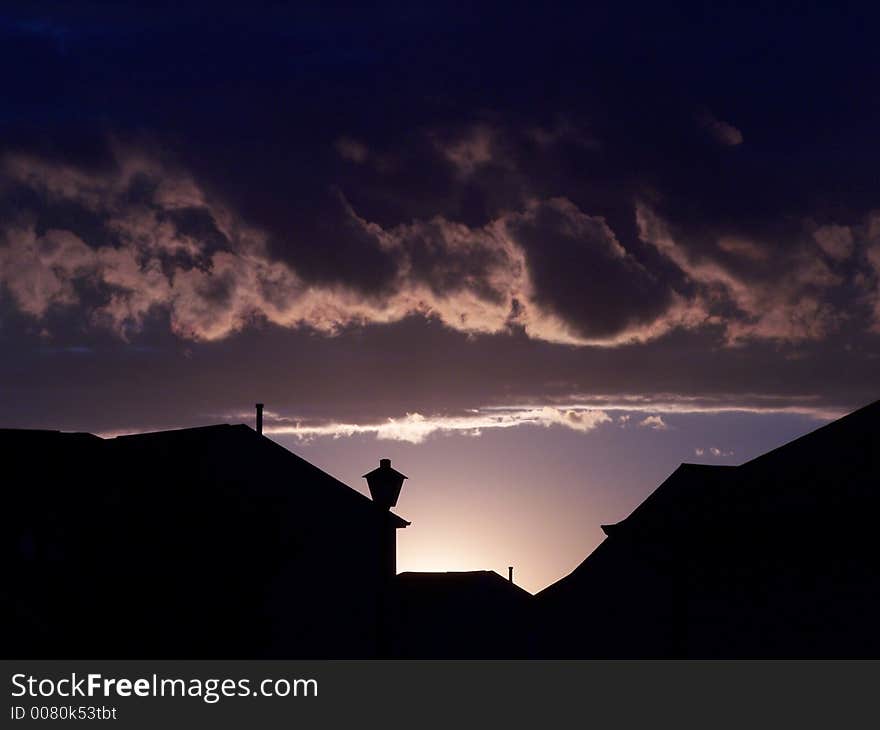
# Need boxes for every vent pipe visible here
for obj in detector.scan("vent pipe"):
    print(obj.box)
[508,566,514,583]
[256,403,264,435]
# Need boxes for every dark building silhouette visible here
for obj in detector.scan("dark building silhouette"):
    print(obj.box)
[536,398,880,658]
[5,421,408,658]
[392,571,532,658]
[6,398,880,658]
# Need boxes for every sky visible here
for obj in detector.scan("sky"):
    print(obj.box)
[2,3,880,592]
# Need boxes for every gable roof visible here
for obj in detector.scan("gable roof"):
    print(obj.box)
[600,463,735,537]
[112,424,411,528]
[601,397,880,538]
[3,423,409,528]
[739,398,880,483]
[539,397,880,601]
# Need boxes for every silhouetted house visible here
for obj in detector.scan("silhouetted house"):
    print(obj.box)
[5,423,408,658]
[392,571,532,658]
[537,399,880,658]
[10,399,880,659]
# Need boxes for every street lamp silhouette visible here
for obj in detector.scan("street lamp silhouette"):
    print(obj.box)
[363,458,407,510]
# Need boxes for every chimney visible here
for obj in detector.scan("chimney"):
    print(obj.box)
[363,458,407,510]
[508,566,514,583]
[255,403,264,435]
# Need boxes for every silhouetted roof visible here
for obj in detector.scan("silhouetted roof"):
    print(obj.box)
[0,428,102,443]
[540,397,880,602]
[2,423,409,528]
[741,398,880,473]
[600,463,735,536]
[393,571,533,658]
[397,570,532,598]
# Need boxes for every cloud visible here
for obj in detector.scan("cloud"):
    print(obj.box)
[814,224,854,260]
[527,118,599,150]
[335,137,370,163]
[867,245,880,331]
[4,146,880,351]
[258,406,613,444]
[436,124,496,176]
[717,236,768,261]
[0,149,695,346]
[0,228,95,317]
[249,392,839,444]
[857,212,880,332]
[552,392,844,420]
[638,414,668,430]
[499,198,692,343]
[635,203,845,344]
[695,446,734,457]
[700,110,744,146]
[89,391,844,444]
[0,150,284,340]
[230,390,839,444]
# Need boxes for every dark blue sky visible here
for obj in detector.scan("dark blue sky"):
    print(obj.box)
[2,2,879,589]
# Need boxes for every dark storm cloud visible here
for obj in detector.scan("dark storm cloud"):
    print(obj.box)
[502,198,675,341]
[274,190,399,296]
[3,131,880,349]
